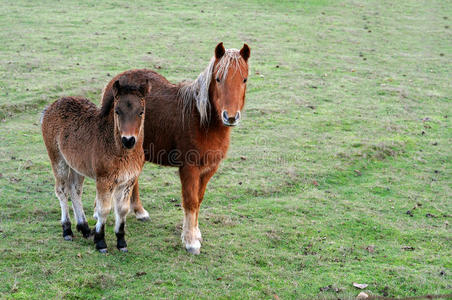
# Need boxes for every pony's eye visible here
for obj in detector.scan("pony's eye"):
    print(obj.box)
[139,111,144,116]
[216,77,220,82]
[243,78,248,83]
[115,109,120,115]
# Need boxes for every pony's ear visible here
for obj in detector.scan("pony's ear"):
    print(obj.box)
[138,79,152,97]
[215,42,225,59]
[112,80,120,98]
[240,44,250,62]
[100,81,119,117]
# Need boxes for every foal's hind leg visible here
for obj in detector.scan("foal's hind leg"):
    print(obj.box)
[52,160,73,241]
[68,169,91,238]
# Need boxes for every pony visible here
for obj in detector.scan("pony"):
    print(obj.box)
[101,42,250,254]
[41,73,151,253]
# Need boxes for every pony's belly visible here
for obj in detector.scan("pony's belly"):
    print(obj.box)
[144,142,180,167]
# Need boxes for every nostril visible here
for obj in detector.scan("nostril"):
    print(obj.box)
[222,111,228,121]
[235,111,241,121]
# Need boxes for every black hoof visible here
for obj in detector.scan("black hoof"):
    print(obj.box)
[76,222,92,238]
[93,224,107,251]
[137,216,150,222]
[95,239,107,250]
[118,247,128,253]
[98,248,108,254]
[116,222,127,251]
[62,222,73,240]
[116,238,127,251]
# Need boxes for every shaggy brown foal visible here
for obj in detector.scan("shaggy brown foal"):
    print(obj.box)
[41,74,151,253]
[101,43,250,254]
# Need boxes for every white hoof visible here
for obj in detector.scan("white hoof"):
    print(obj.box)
[93,211,98,220]
[185,240,201,255]
[135,209,150,221]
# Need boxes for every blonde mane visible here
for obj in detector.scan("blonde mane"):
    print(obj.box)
[179,49,247,125]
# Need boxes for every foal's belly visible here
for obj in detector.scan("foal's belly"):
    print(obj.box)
[59,144,96,178]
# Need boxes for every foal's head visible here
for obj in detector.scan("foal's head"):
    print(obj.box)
[211,42,250,127]
[112,79,150,149]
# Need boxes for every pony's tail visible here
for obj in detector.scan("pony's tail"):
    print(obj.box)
[40,106,48,125]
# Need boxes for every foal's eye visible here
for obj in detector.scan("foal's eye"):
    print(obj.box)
[115,109,120,115]
[139,111,144,116]
[243,78,248,83]
[216,77,220,83]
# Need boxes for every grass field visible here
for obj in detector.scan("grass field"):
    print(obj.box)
[0,0,451,299]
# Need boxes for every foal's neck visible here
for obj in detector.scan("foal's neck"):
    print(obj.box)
[100,112,132,157]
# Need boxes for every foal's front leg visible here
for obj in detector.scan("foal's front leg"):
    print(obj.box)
[113,180,134,252]
[179,165,201,254]
[93,179,112,253]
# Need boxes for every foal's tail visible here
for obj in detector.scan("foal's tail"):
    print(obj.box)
[40,106,49,125]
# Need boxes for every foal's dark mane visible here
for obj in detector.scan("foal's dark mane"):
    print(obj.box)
[100,77,150,117]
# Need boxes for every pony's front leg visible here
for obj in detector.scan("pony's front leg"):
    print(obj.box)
[179,165,201,255]
[93,179,112,253]
[114,180,134,252]
[196,164,219,242]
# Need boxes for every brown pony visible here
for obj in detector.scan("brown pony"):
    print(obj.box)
[101,43,250,254]
[41,74,151,253]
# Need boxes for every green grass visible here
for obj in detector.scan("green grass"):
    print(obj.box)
[1,0,451,298]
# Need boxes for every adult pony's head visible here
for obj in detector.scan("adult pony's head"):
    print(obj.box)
[212,43,250,126]
[107,76,151,149]
[180,42,250,127]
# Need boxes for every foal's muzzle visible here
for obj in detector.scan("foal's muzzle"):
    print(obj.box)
[222,111,241,127]
[121,136,136,149]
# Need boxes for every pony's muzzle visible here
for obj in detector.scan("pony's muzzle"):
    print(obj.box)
[222,110,241,127]
[121,136,136,149]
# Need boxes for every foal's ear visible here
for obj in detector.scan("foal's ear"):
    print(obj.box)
[240,44,250,62]
[112,80,120,98]
[138,79,152,98]
[215,42,225,59]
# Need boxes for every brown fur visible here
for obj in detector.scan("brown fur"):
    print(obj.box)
[41,75,151,252]
[100,43,250,254]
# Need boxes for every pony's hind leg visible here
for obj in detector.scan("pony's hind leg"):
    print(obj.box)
[130,180,150,221]
[68,169,91,238]
[52,160,73,241]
